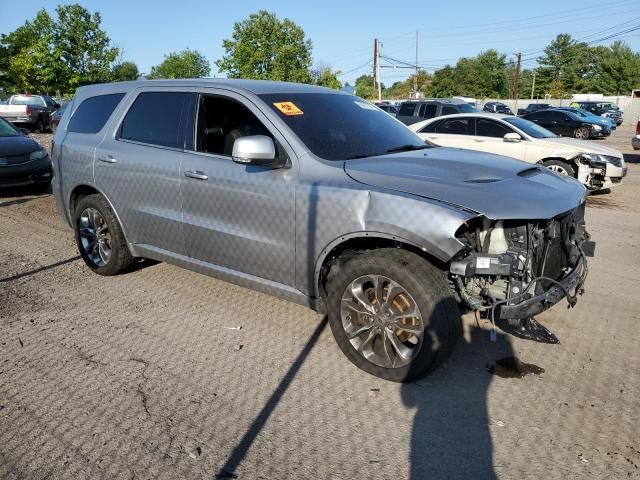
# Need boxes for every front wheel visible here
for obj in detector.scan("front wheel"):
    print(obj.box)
[574,126,590,139]
[73,194,135,275]
[543,159,576,177]
[326,249,461,382]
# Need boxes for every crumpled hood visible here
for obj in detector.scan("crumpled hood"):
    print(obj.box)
[534,136,623,158]
[0,135,41,157]
[344,148,586,220]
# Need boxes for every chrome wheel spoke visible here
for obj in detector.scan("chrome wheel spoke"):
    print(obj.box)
[386,329,414,362]
[349,280,376,314]
[381,331,396,368]
[391,320,422,335]
[78,208,111,267]
[358,328,378,354]
[346,322,374,340]
[381,282,403,310]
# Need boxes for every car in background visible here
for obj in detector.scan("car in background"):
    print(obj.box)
[410,113,625,191]
[570,101,623,125]
[0,94,59,132]
[554,107,616,130]
[483,101,513,115]
[633,119,640,151]
[396,99,478,125]
[376,104,399,116]
[517,103,551,116]
[49,103,68,133]
[522,109,609,139]
[0,116,52,188]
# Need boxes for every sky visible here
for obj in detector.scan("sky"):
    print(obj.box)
[1,0,639,86]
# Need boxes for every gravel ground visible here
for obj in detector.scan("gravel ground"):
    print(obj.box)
[1,127,639,479]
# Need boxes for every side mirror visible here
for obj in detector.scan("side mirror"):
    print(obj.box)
[232,135,279,166]
[54,102,61,109]
[503,132,522,143]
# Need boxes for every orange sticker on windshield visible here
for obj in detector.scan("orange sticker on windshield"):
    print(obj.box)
[273,101,304,116]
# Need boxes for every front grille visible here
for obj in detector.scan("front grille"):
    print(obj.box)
[0,153,31,166]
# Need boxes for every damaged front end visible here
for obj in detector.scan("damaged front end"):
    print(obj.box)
[573,153,612,191]
[450,203,595,343]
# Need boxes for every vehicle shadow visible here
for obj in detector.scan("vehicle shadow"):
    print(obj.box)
[0,184,51,206]
[623,153,640,164]
[0,255,80,283]
[401,310,516,480]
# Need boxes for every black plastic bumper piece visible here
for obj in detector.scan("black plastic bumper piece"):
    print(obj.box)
[498,256,586,320]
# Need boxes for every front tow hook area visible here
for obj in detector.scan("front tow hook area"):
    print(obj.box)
[497,316,560,344]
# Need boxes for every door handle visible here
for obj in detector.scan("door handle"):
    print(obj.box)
[473,139,485,142]
[98,155,117,163]
[184,170,208,180]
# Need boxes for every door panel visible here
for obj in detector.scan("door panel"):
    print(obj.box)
[94,88,191,254]
[180,92,296,285]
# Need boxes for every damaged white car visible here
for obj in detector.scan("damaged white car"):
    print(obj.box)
[412,113,627,191]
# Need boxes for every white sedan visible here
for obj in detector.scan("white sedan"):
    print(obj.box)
[410,113,626,191]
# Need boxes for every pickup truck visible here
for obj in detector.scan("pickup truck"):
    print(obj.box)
[0,94,59,132]
[517,103,551,116]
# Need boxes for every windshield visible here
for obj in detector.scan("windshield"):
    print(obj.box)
[0,118,19,137]
[503,116,558,138]
[259,93,428,160]
[457,103,479,113]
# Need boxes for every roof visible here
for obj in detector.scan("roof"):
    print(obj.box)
[408,112,518,131]
[76,78,341,96]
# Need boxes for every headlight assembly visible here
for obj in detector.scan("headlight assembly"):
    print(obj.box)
[29,149,48,161]
[592,124,602,131]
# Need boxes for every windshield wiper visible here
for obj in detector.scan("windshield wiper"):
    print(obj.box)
[385,144,430,153]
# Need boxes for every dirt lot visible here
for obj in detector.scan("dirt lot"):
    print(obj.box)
[1,127,639,479]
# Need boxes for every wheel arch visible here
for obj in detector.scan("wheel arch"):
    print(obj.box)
[68,183,131,245]
[313,232,450,304]
[539,157,579,176]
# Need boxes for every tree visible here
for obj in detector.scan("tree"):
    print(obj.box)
[536,34,591,94]
[216,10,312,83]
[354,74,379,100]
[53,4,119,88]
[148,49,210,79]
[384,71,432,99]
[311,64,341,89]
[429,66,456,97]
[0,4,119,93]
[592,41,640,95]
[112,61,140,81]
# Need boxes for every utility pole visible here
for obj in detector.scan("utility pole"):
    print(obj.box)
[512,51,522,113]
[530,70,536,100]
[373,38,382,101]
[414,30,419,98]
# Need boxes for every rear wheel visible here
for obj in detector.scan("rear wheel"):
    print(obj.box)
[326,249,460,382]
[574,126,590,139]
[36,117,46,134]
[73,194,134,275]
[543,159,576,177]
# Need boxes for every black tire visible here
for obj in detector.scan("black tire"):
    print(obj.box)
[326,249,461,382]
[36,117,45,134]
[543,159,576,178]
[574,126,590,140]
[73,194,134,276]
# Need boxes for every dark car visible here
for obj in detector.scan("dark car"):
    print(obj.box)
[0,117,52,188]
[517,103,551,116]
[483,101,513,114]
[522,109,609,139]
[396,99,478,125]
[376,104,399,116]
[570,101,623,126]
[49,103,68,133]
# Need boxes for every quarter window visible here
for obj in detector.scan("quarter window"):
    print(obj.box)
[68,93,125,134]
[441,105,458,116]
[398,103,416,116]
[119,92,192,148]
[422,104,437,119]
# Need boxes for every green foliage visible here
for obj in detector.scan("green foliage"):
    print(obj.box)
[216,10,312,83]
[148,49,210,79]
[0,4,118,94]
[354,74,379,100]
[311,64,341,89]
[112,61,140,81]
[384,71,432,99]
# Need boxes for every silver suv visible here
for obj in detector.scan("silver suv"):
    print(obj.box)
[52,80,593,382]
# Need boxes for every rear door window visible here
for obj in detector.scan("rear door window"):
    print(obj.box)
[68,93,125,134]
[119,91,193,148]
[435,117,473,135]
[398,103,416,117]
[422,104,438,119]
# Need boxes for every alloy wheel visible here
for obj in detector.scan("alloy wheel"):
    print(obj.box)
[547,164,569,176]
[340,275,424,368]
[78,208,112,267]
